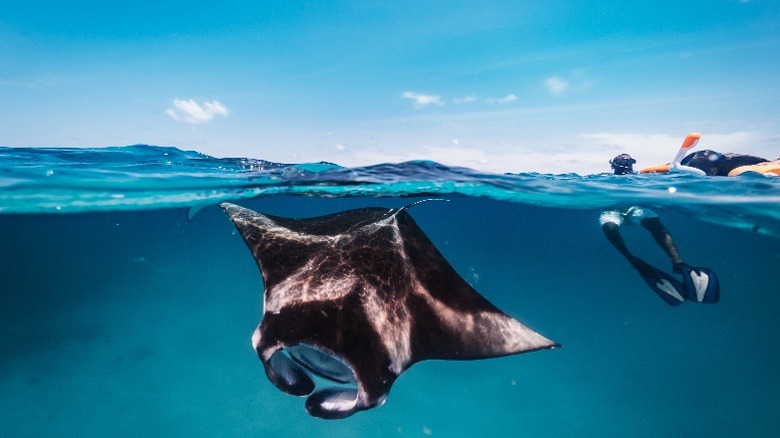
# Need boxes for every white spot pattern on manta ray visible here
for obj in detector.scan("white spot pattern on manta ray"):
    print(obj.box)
[361,281,413,375]
[264,261,358,314]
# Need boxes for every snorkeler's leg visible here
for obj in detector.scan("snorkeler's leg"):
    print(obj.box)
[639,217,719,303]
[600,210,649,268]
[640,217,684,270]
[602,221,687,304]
[601,222,636,263]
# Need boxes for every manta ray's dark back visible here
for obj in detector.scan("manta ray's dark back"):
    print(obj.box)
[220,202,557,419]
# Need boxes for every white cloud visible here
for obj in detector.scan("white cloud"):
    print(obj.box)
[580,130,769,161]
[580,132,678,150]
[544,76,569,96]
[485,94,518,104]
[338,143,614,174]
[402,91,444,109]
[544,71,594,96]
[451,94,518,105]
[166,99,229,125]
[452,96,480,104]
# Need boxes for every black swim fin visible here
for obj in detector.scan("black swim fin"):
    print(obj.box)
[632,258,688,306]
[678,264,720,303]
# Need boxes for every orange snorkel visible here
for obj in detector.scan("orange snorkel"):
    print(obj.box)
[669,132,706,176]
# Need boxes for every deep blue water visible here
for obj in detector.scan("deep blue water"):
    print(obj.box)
[1,146,779,437]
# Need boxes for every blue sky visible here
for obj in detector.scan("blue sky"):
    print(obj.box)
[1,0,778,173]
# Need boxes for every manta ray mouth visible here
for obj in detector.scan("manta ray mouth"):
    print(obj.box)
[285,344,357,385]
[267,344,361,419]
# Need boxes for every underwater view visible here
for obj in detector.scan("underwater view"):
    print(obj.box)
[4,0,780,435]
[1,146,779,436]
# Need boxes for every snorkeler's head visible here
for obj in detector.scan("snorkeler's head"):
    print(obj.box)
[609,153,636,175]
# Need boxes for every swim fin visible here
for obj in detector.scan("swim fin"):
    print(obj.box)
[679,264,720,303]
[632,258,688,306]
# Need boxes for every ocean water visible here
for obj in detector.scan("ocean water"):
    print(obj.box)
[1,146,779,437]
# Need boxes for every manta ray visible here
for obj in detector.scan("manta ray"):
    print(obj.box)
[220,201,557,419]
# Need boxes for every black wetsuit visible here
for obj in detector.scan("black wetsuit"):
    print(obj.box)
[681,150,768,176]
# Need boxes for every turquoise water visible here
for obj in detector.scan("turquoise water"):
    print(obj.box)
[1,146,779,437]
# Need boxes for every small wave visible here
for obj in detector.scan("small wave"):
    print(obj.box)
[1,145,778,236]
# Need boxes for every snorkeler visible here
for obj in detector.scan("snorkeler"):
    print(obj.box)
[601,153,720,306]
[638,132,779,176]
[679,150,780,176]
[608,153,636,175]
